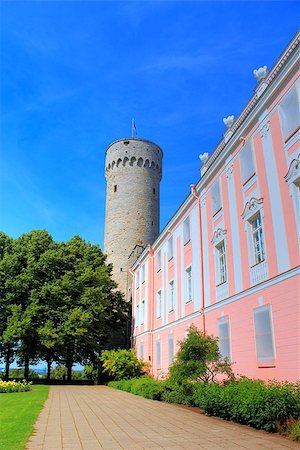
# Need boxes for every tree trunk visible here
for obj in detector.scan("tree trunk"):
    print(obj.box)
[47,360,52,381]
[97,361,103,385]
[24,355,30,381]
[5,346,11,380]
[67,361,72,381]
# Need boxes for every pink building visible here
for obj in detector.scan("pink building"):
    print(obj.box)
[131,32,300,382]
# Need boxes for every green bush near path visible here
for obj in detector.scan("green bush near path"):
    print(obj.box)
[108,377,300,438]
[0,385,49,450]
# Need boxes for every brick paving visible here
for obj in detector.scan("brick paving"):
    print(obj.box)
[26,386,299,450]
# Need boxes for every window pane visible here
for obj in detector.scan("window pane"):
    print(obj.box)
[280,84,300,140]
[141,265,145,284]
[168,335,174,364]
[183,217,190,244]
[156,341,161,367]
[140,344,143,359]
[254,306,275,359]
[218,318,231,360]
[157,251,161,271]
[240,141,255,183]
[211,180,222,214]
[168,237,173,259]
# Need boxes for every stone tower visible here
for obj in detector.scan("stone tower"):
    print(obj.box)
[104,138,163,300]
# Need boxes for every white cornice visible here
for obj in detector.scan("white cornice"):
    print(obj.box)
[242,197,263,220]
[284,154,300,184]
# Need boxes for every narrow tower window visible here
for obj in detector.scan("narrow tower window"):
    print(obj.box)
[114,185,117,192]
[153,188,156,194]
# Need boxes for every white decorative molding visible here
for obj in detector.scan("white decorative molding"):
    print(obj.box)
[242,197,263,220]
[259,121,270,139]
[200,198,207,208]
[199,152,209,164]
[211,228,227,245]
[201,32,299,173]
[223,115,235,128]
[253,66,268,82]
[284,154,300,185]
[250,260,268,286]
[225,164,233,179]
[216,281,228,302]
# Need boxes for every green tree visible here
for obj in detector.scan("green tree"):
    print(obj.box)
[168,325,233,384]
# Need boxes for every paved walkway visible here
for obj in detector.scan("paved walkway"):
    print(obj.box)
[27,386,299,450]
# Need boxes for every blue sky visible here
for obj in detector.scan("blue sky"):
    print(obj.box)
[1,1,299,249]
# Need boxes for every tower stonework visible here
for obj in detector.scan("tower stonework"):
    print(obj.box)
[104,138,163,300]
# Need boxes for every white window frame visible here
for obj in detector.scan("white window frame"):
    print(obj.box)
[140,300,145,325]
[218,316,231,361]
[168,236,173,260]
[253,304,276,363]
[157,250,161,272]
[140,343,144,359]
[278,82,300,143]
[183,216,191,244]
[168,334,174,365]
[185,266,192,303]
[239,139,256,185]
[156,290,162,318]
[211,179,222,215]
[156,340,161,368]
[168,280,175,312]
[211,229,228,301]
[285,155,300,245]
[242,198,268,285]
[135,304,139,327]
[141,264,145,284]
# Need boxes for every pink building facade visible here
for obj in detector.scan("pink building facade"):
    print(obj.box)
[131,33,300,382]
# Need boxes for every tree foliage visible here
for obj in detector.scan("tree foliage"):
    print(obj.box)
[100,349,149,381]
[0,231,129,380]
[169,325,234,384]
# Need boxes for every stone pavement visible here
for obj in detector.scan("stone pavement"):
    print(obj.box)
[26,386,299,450]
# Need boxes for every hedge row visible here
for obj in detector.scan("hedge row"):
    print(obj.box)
[108,377,300,436]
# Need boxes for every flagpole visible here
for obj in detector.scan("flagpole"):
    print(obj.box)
[132,118,134,138]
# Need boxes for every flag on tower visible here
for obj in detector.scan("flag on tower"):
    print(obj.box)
[132,118,137,137]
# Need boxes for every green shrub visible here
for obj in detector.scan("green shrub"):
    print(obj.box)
[193,379,300,433]
[108,376,166,400]
[289,419,300,441]
[9,368,39,380]
[100,349,149,381]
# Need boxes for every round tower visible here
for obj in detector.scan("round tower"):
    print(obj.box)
[104,137,163,299]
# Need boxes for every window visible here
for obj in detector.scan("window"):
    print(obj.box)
[253,305,275,361]
[169,280,174,312]
[183,216,190,244]
[140,343,144,359]
[157,251,161,271]
[285,157,300,242]
[168,236,173,260]
[240,141,255,184]
[211,179,222,215]
[141,264,145,284]
[156,340,161,368]
[185,266,192,303]
[140,300,145,325]
[168,334,174,364]
[279,84,300,141]
[216,240,227,285]
[136,271,140,289]
[153,188,156,195]
[156,290,162,318]
[114,185,117,192]
[250,213,265,265]
[218,317,231,360]
[136,305,139,327]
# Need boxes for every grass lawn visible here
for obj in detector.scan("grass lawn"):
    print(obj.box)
[0,385,49,450]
